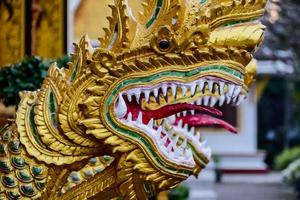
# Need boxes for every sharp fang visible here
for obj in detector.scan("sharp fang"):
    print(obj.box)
[134,90,141,102]
[127,112,132,121]
[162,85,168,96]
[196,98,202,105]
[157,126,163,139]
[176,113,181,117]
[137,112,143,123]
[190,127,195,134]
[191,110,195,115]
[183,111,187,116]
[173,135,179,145]
[226,95,231,104]
[236,94,246,105]
[147,118,154,128]
[190,84,197,96]
[153,88,159,98]
[181,139,187,149]
[167,115,176,124]
[171,84,177,98]
[227,84,235,97]
[198,80,205,92]
[195,132,201,140]
[203,96,210,106]
[127,94,132,102]
[183,123,188,131]
[233,86,241,98]
[178,119,183,128]
[144,90,150,102]
[208,80,214,92]
[181,86,187,97]
[219,81,225,95]
[219,95,225,106]
[210,96,217,107]
[114,94,127,118]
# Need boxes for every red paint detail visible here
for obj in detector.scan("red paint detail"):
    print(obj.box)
[176,114,237,134]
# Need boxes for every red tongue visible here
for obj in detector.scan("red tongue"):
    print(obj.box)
[176,114,237,134]
[126,101,222,123]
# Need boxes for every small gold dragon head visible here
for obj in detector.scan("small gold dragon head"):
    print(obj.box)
[76,0,266,197]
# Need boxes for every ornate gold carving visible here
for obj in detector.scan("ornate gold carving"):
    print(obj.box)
[0,0,266,199]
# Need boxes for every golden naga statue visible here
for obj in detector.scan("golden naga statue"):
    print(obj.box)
[0,0,266,199]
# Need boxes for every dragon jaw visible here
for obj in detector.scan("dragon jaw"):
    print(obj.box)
[103,57,248,177]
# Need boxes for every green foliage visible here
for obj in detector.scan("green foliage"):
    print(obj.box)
[283,158,300,186]
[0,55,71,106]
[168,184,189,200]
[275,146,300,170]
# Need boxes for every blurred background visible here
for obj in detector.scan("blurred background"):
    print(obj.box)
[1,0,300,199]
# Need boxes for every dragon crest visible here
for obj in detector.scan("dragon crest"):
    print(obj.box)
[0,0,266,199]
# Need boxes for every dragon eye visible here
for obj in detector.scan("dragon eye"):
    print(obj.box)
[158,39,170,50]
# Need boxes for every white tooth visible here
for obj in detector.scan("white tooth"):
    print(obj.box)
[167,115,176,124]
[203,147,212,159]
[127,112,132,121]
[183,123,188,131]
[210,96,217,107]
[171,84,177,98]
[198,80,205,92]
[219,95,225,106]
[134,89,141,102]
[161,135,168,145]
[178,119,183,128]
[218,81,225,95]
[173,135,179,145]
[226,95,232,104]
[114,94,127,118]
[181,139,187,148]
[176,113,181,117]
[167,142,172,152]
[153,88,159,98]
[191,110,195,115]
[208,80,214,92]
[196,98,202,105]
[127,94,132,102]
[144,90,150,102]
[195,132,201,140]
[137,112,143,123]
[233,86,241,98]
[227,84,235,97]
[190,84,197,96]
[204,96,210,106]
[183,111,187,116]
[236,94,246,106]
[157,126,163,139]
[162,85,168,97]
[147,118,154,128]
[181,86,187,97]
[190,127,195,134]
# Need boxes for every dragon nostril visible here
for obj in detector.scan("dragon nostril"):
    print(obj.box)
[159,39,170,50]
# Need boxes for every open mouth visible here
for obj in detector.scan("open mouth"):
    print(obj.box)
[114,76,246,167]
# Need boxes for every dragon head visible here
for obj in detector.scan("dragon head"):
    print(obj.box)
[16,0,266,199]
[86,0,266,192]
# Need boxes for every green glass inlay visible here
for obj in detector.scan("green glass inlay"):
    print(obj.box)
[17,170,32,182]
[199,0,206,3]
[2,176,16,187]
[49,92,58,127]
[35,180,46,190]
[30,106,43,145]
[31,166,43,177]
[20,184,35,197]
[8,140,21,154]
[11,157,26,169]
[146,0,163,28]
[0,144,5,155]
[0,160,11,173]
[105,65,242,175]
[7,191,21,200]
